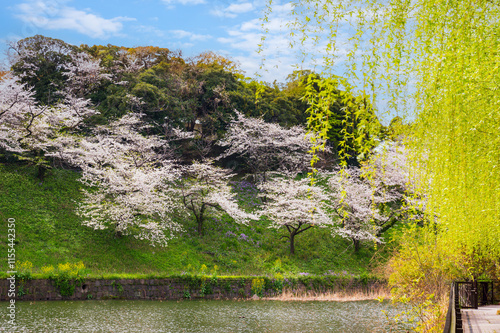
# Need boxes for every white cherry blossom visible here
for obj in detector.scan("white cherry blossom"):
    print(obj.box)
[218,111,313,181]
[179,160,260,235]
[258,176,334,255]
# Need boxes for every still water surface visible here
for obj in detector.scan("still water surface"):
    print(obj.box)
[1,299,407,332]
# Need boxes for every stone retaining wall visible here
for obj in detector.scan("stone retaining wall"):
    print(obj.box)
[0,276,385,301]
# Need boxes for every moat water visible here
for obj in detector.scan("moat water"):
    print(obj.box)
[1,299,409,332]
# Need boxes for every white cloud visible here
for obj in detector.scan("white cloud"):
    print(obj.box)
[179,42,194,48]
[233,53,297,82]
[169,29,212,42]
[214,1,329,82]
[15,1,134,38]
[162,0,205,6]
[210,2,254,18]
[214,1,358,82]
[268,2,294,14]
[216,4,292,54]
[227,3,253,13]
[136,25,166,38]
[240,19,260,31]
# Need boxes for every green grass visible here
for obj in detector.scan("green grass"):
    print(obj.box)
[0,163,395,277]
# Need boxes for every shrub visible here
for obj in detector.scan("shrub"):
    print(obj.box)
[251,278,265,297]
[49,261,86,297]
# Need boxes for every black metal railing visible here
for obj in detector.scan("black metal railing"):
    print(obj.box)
[444,281,498,333]
[443,282,463,333]
[457,281,477,309]
[478,281,495,306]
[443,282,454,333]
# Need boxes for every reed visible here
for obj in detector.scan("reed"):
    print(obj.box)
[262,286,390,302]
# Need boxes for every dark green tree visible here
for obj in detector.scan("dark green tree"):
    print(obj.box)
[9,35,76,104]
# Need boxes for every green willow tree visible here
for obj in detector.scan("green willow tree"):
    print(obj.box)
[263,1,500,330]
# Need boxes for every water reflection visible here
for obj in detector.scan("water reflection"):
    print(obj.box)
[1,299,407,332]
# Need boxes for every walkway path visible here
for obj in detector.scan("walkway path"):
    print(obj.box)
[462,305,500,333]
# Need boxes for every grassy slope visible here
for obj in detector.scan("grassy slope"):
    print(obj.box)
[0,163,394,277]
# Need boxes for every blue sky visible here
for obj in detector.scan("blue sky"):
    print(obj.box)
[0,0,299,82]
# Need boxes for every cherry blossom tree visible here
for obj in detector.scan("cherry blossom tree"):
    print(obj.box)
[57,113,253,242]
[179,160,259,235]
[327,142,409,252]
[258,177,334,255]
[369,141,409,191]
[328,167,386,252]
[0,75,35,154]
[62,52,112,97]
[56,113,183,245]
[0,73,97,179]
[218,111,313,181]
[373,142,426,223]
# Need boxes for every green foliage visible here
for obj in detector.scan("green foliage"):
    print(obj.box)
[199,279,213,297]
[232,78,308,128]
[271,274,284,293]
[48,262,86,297]
[111,280,124,294]
[10,35,76,104]
[271,259,284,273]
[14,260,33,282]
[303,74,381,168]
[251,278,265,297]
[17,285,27,297]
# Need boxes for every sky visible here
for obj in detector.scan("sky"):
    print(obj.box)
[0,0,300,82]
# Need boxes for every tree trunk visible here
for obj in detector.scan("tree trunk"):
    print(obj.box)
[37,164,46,181]
[197,205,205,236]
[193,204,205,236]
[353,238,360,253]
[197,219,203,235]
[289,232,296,255]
